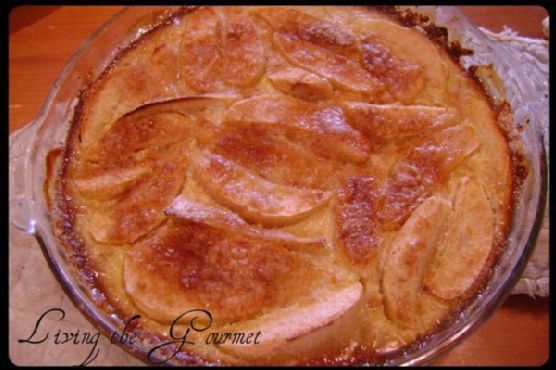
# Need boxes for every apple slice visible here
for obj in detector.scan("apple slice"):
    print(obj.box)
[378,125,481,229]
[81,95,232,164]
[87,147,188,245]
[81,112,195,165]
[224,94,371,163]
[74,166,151,201]
[327,14,448,104]
[210,124,341,190]
[165,195,326,254]
[193,151,332,226]
[216,282,362,358]
[358,20,448,104]
[81,97,225,244]
[343,102,460,141]
[180,7,223,92]
[221,8,267,87]
[267,66,333,101]
[180,7,267,91]
[382,196,452,329]
[335,176,381,265]
[252,8,381,96]
[273,33,380,96]
[252,7,359,57]
[424,178,495,300]
[124,215,343,324]
[359,35,425,103]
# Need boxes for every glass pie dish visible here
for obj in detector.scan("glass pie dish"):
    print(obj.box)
[9,6,548,366]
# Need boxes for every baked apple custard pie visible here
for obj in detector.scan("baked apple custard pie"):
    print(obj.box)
[50,6,517,365]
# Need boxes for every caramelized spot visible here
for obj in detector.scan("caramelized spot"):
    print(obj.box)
[44,147,63,211]
[335,176,381,264]
[146,43,180,95]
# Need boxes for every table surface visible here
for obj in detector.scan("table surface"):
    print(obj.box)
[9,6,549,366]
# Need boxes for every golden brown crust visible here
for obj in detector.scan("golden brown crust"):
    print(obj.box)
[49,5,520,366]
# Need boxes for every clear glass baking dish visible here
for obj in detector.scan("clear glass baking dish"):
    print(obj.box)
[9,6,548,366]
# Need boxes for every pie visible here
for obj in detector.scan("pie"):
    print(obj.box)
[49,6,518,365]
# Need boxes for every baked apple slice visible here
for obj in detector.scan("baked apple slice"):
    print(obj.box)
[329,14,448,104]
[221,8,267,87]
[217,282,362,358]
[252,7,359,57]
[359,35,425,103]
[81,95,232,164]
[382,196,452,329]
[335,176,381,265]
[424,178,495,300]
[180,7,267,92]
[358,20,448,104]
[253,8,381,96]
[224,94,371,163]
[87,145,188,245]
[193,151,333,226]
[180,7,223,92]
[165,195,326,254]
[378,125,481,229]
[124,216,352,324]
[210,124,341,190]
[342,102,460,141]
[81,112,195,165]
[273,34,380,96]
[267,66,334,101]
[73,166,151,202]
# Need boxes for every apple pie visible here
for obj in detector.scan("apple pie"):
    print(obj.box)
[50,6,518,365]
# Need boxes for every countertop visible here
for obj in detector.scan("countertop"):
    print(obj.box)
[9,6,549,366]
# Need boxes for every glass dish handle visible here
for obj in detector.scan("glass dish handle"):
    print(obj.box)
[9,123,38,233]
